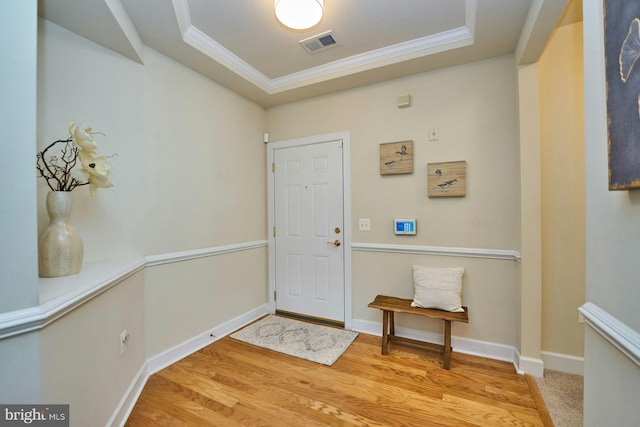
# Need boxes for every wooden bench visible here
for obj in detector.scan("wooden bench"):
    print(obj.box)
[368,295,469,369]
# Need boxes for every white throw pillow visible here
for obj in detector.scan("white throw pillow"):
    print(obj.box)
[410,265,465,312]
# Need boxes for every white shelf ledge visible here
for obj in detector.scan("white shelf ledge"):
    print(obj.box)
[39,258,146,306]
[0,240,268,341]
[0,258,146,340]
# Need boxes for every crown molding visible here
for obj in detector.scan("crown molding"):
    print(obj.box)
[182,25,273,89]
[271,25,474,92]
[172,0,477,95]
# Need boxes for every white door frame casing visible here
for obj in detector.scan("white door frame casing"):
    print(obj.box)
[267,131,352,330]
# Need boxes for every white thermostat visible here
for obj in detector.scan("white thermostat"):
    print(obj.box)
[394,219,416,235]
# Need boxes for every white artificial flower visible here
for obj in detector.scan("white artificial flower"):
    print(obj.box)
[38,121,114,194]
[77,151,113,196]
[69,121,98,153]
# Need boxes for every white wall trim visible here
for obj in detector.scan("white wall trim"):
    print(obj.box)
[0,241,268,340]
[579,301,640,368]
[517,354,545,377]
[0,258,146,340]
[171,0,477,94]
[352,242,522,262]
[351,318,520,371]
[104,0,145,63]
[109,303,270,427]
[541,350,584,376]
[109,311,554,425]
[515,0,570,65]
[355,318,575,377]
[269,26,474,93]
[108,362,149,427]
[267,131,353,330]
[145,240,268,267]
[146,303,270,375]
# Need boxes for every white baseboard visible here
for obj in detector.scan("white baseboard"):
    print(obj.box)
[352,318,519,369]
[108,363,149,427]
[147,303,271,375]
[109,303,271,427]
[354,318,553,376]
[541,350,584,376]
[112,309,562,426]
[517,354,545,377]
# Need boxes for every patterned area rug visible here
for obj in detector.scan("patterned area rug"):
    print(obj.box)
[230,315,358,366]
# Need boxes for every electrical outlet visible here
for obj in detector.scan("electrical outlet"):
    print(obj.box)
[120,329,129,355]
[429,127,439,141]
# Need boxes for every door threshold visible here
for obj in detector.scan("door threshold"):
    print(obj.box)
[275,310,345,329]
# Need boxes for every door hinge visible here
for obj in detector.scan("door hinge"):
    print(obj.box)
[273,226,276,237]
[272,162,275,173]
[274,291,277,301]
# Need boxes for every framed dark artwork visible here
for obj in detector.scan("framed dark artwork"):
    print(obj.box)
[427,161,466,198]
[379,140,413,175]
[604,0,640,190]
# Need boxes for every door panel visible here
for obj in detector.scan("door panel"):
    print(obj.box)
[274,139,344,323]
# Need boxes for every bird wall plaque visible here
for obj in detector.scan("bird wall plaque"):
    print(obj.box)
[379,140,413,175]
[427,161,466,197]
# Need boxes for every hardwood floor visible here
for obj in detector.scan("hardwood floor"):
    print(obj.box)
[126,330,550,426]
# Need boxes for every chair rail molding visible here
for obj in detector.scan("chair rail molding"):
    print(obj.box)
[145,240,267,266]
[0,257,146,340]
[579,301,640,368]
[0,240,268,340]
[352,242,522,262]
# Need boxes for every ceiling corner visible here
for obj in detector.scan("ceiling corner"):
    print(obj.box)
[39,0,144,64]
[105,0,144,63]
[515,0,570,65]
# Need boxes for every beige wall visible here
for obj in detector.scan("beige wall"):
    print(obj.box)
[13,18,271,426]
[352,252,519,344]
[37,19,267,261]
[0,0,40,404]
[0,0,39,313]
[39,271,145,425]
[145,249,268,357]
[583,0,640,424]
[539,22,585,358]
[1,7,597,424]
[0,332,40,403]
[517,63,543,364]
[269,55,520,250]
[268,55,523,347]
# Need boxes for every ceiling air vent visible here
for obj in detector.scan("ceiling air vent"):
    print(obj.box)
[300,30,338,54]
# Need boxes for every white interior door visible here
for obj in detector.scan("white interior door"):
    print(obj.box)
[273,139,345,324]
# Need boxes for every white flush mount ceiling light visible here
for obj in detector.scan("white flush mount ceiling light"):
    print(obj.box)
[275,0,324,30]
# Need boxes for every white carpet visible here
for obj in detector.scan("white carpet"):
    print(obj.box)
[230,315,358,366]
[535,369,584,427]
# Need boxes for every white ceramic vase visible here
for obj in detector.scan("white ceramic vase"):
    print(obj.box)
[38,191,84,278]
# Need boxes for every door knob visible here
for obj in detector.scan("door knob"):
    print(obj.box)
[327,240,341,247]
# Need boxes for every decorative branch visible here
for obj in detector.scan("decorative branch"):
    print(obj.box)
[36,122,113,195]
